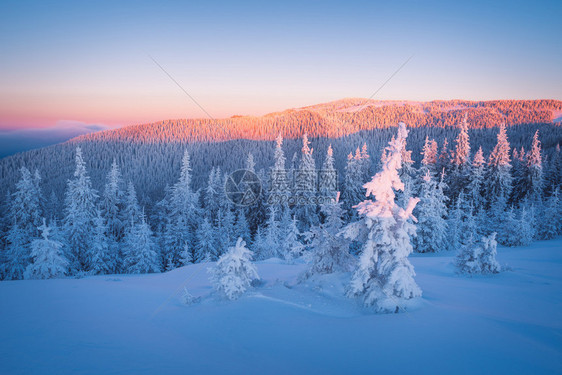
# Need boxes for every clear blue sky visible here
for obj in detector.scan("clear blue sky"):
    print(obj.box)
[1,0,561,129]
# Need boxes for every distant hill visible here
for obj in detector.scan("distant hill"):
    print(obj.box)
[73,98,562,144]
[1,98,561,216]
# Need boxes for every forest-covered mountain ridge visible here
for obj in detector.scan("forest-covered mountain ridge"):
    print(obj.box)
[72,98,562,144]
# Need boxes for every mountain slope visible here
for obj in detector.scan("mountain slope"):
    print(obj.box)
[73,98,562,144]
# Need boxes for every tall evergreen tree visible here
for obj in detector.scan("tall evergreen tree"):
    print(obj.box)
[293,133,318,230]
[163,151,201,267]
[466,147,486,212]
[344,123,422,313]
[420,136,438,176]
[3,166,44,279]
[450,115,471,199]
[319,144,337,200]
[514,130,544,204]
[63,147,98,273]
[485,124,513,206]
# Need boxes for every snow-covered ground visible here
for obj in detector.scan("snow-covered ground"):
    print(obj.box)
[1,239,561,375]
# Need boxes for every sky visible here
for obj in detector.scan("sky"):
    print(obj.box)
[1,0,561,135]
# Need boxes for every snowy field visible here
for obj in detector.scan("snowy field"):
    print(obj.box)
[1,239,561,375]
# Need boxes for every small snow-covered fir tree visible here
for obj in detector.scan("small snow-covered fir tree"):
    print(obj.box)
[413,171,448,253]
[344,123,422,313]
[209,237,260,300]
[24,219,68,279]
[123,210,160,274]
[303,193,353,278]
[456,233,501,275]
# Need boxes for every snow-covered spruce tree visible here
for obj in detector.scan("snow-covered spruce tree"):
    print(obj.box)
[456,233,501,275]
[420,136,438,176]
[216,207,235,256]
[497,206,534,247]
[251,226,267,260]
[344,123,422,313]
[449,115,472,201]
[269,134,290,206]
[245,156,267,234]
[397,136,416,208]
[24,219,68,279]
[3,166,44,279]
[319,144,338,200]
[233,208,251,246]
[516,130,543,204]
[162,151,201,267]
[293,133,319,231]
[467,147,486,212]
[281,215,305,262]
[342,152,362,221]
[99,160,124,243]
[485,124,513,207]
[537,188,561,240]
[123,210,160,274]
[194,217,217,262]
[63,147,98,273]
[436,138,451,186]
[3,222,29,280]
[99,161,124,273]
[447,192,477,251]
[209,237,260,301]
[204,167,221,223]
[179,243,193,266]
[261,206,281,259]
[303,193,353,278]
[89,212,112,275]
[413,171,448,253]
[545,144,561,195]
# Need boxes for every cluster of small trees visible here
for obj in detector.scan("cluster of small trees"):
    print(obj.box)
[1,116,561,285]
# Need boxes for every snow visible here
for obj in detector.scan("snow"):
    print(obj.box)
[1,239,561,374]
